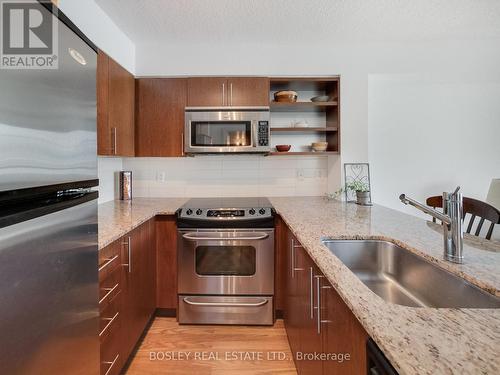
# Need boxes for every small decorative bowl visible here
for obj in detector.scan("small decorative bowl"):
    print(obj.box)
[311,142,328,152]
[311,95,331,102]
[276,144,291,152]
[274,91,298,103]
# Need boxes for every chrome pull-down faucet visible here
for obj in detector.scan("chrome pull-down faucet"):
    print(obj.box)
[399,186,464,263]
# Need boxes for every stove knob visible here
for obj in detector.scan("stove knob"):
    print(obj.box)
[186,209,193,216]
[249,209,256,215]
[196,209,203,215]
[259,208,266,215]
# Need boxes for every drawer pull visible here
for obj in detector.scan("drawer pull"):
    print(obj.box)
[99,311,119,337]
[183,297,268,307]
[98,254,119,272]
[99,283,119,305]
[103,353,119,375]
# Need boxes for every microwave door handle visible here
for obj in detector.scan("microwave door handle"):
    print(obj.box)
[252,121,258,148]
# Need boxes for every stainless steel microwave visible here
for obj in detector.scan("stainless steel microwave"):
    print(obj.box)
[184,107,271,154]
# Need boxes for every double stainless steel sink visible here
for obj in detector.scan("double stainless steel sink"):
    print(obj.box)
[321,239,500,308]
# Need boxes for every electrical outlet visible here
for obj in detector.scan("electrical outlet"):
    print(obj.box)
[157,171,166,183]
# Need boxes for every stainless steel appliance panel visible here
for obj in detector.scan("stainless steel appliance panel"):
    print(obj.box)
[178,296,274,325]
[0,199,99,375]
[178,229,274,295]
[0,6,97,192]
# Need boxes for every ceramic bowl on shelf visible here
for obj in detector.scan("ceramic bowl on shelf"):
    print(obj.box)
[292,120,309,128]
[275,144,291,152]
[310,95,331,102]
[274,90,298,103]
[311,142,328,152]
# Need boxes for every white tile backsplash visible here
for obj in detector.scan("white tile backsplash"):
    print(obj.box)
[97,157,123,203]
[122,154,331,198]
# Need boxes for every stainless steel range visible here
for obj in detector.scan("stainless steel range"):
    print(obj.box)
[177,198,275,325]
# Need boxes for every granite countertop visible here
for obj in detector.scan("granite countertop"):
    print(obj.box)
[98,198,187,249]
[98,196,500,375]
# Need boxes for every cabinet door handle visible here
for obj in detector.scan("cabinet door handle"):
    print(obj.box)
[103,354,119,375]
[181,132,185,156]
[222,83,225,106]
[309,267,314,319]
[111,127,117,155]
[122,236,132,273]
[290,238,304,278]
[321,285,332,325]
[315,275,324,334]
[230,82,233,106]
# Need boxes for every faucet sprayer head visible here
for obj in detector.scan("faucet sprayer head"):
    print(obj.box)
[399,194,408,204]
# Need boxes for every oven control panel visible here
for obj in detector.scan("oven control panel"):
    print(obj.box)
[179,207,273,220]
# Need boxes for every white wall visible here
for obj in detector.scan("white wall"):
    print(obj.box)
[369,73,500,211]
[58,0,135,202]
[123,155,329,198]
[366,38,500,210]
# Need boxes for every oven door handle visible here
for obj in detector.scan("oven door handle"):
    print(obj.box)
[182,232,269,241]
[183,297,269,307]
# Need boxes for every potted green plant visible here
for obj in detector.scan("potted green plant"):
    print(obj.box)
[346,181,371,205]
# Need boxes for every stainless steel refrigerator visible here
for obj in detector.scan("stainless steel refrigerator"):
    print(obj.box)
[0,3,99,375]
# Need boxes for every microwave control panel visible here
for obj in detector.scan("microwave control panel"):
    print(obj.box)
[258,121,269,146]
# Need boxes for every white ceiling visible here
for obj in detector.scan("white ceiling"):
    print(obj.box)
[95,0,500,47]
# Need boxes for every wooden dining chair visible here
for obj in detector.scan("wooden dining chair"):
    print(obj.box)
[426,195,500,240]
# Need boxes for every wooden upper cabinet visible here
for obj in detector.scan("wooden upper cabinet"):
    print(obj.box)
[135,78,187,157]
[97,50,134,156]
[187,77,227,107]
[187,77,269,107]
[97,52,110,155]
[227,77,269,106]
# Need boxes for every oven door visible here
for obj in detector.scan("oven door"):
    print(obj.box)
[178,229,274,295]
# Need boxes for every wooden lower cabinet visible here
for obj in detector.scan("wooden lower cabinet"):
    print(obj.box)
[155,216,177,309]
[284,229,302,359]
[282,226,368,375]
[322,282,368,374]
[99,219,156,375]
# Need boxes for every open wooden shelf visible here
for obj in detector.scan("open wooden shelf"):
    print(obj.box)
[269,76,340,155]
[270,101,338,112]
[269,151,339,156]
[271,127,338,133]
[269,77,339,91]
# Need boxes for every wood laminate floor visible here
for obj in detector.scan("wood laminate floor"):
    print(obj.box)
[125,318,297,374]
